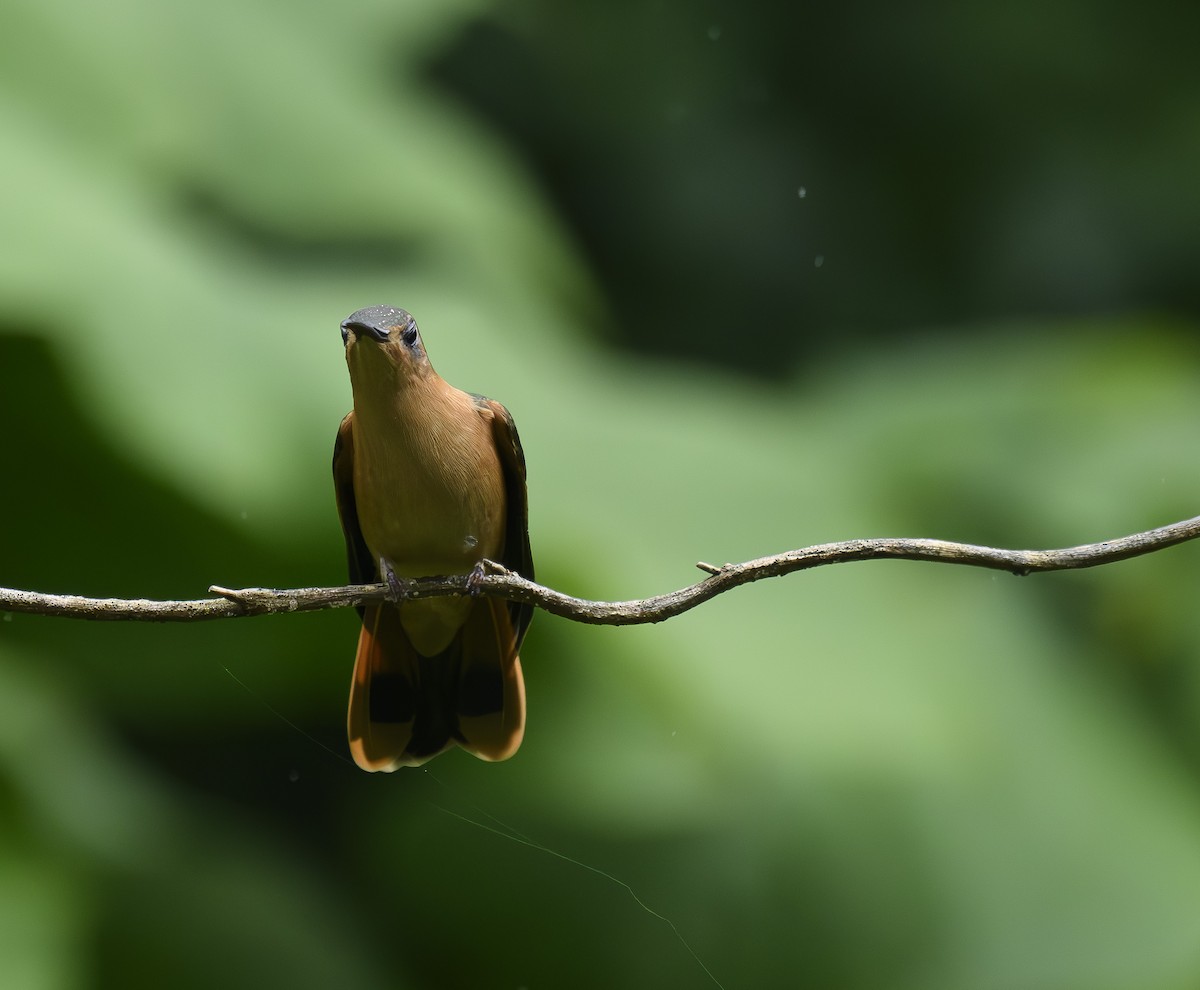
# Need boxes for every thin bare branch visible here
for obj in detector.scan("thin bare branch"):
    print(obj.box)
[2,515,1198,625]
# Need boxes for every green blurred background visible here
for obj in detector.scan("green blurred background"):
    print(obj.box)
[3,1,1200,987]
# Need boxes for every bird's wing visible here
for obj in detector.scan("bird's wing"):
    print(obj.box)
[332,412,376,612]
[473,394,535,650]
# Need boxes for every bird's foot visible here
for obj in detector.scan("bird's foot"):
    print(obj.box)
[465,559,507,596]
[379,557,412,603]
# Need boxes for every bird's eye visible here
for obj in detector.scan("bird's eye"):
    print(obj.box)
[401,325,419,348]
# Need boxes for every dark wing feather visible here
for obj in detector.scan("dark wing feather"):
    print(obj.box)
[332,412,376,617]
[472,393,535,650]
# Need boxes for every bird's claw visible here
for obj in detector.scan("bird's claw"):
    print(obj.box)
[466,561,488,597]
[466,559,511,597]
[379,557,411,603]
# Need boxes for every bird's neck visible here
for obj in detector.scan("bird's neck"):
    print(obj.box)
[352,367,466,462]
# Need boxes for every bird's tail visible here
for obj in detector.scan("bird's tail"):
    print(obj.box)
[347,598,525,771]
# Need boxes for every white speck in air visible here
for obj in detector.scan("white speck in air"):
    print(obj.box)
[797,186,807,198]
[814,254,825,268]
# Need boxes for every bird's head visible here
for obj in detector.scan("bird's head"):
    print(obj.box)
[341,306,431,386]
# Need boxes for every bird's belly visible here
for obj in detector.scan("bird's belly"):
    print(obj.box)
[354,428,505,574]
[363,500,492,577]
[363,499,499,656]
